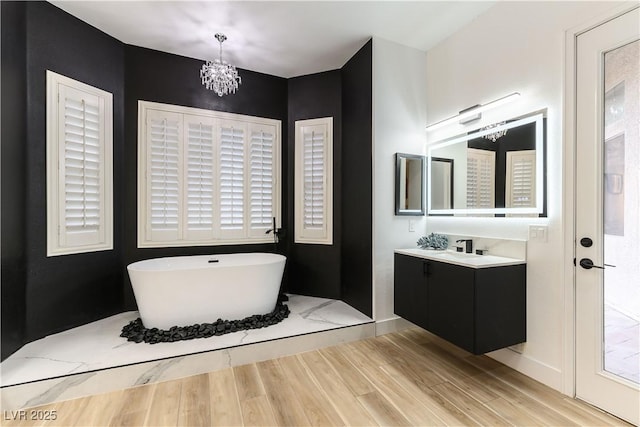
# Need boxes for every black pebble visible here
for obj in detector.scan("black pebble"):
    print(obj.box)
[120,302,290,344]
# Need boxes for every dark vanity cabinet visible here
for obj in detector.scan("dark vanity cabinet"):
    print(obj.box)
[394,253,526,354]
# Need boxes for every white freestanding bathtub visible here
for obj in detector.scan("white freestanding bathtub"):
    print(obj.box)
[127,253,286,330]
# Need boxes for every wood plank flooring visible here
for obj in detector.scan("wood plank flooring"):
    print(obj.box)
[2,328,630,426]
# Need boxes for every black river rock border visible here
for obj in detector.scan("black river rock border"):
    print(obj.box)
[120,302,290,344]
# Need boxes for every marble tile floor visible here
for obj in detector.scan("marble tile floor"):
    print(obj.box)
[604,304,640,384]
[0,294,372,388]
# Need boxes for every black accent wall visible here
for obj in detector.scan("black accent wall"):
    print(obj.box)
[0,2,126,356]
[341,41,373,317]
[1,1,28,360]
[1,0,374,360]
[287,71,343,298]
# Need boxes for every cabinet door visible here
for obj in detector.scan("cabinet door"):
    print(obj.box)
[474,265,527,353]
[393,254,429,329]
[427,261,475,352]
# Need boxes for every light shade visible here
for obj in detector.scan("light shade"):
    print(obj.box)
[426,92,520,131]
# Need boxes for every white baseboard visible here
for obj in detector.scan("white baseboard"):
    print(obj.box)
[375,316,415,336]
[488,347,564,393]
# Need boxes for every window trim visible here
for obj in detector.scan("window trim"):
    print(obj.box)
[137,101,281,248]
[46,70,113,256]
[294,117,333,245]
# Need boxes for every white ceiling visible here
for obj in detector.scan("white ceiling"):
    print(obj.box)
[49,1,495,78]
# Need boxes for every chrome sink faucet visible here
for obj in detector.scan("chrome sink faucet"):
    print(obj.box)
[456,239,473,253]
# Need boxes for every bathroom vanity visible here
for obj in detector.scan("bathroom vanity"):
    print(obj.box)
[394,248,526,354]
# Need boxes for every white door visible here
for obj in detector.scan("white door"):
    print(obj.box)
[575,7,639,425]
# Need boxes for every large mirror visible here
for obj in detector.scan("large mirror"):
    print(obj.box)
[428,112,546,216]
[395,153,425,215]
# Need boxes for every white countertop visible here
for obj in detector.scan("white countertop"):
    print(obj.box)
[395,248,525,269]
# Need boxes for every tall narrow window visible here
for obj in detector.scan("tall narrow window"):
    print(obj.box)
[47,71,113,256]
[295,117,333,244]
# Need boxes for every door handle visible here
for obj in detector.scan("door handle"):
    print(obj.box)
[423,261,431,275]
[579,258,604,269]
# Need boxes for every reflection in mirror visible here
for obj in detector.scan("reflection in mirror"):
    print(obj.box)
[428,112,545,216]
[395,153,425,215]
[430,158,453,210]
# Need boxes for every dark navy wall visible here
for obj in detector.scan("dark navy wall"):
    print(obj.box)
[1,1,28,360]
[122,46,288,309]
[287,71,343,298]
[341,41,373,317]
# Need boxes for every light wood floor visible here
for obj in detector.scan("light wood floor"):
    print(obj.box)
[2,328,630,426]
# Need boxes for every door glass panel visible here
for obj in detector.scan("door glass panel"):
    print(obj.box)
[603,40,639,384]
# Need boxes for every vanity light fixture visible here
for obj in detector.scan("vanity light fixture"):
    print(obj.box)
[426,92,520,131]
[200,33,241,96]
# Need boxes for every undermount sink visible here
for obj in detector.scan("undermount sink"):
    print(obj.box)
[430,250,477,257]
[394,248,525,269]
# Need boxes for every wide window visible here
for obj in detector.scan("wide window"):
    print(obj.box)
[294,117,333,245]
[138,101,281,247]
[46,71,113,256]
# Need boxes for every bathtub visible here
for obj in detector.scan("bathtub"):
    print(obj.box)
[127,253,286,330]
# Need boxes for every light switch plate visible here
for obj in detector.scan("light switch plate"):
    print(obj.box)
[409,219,416,232]
[529,225,548,242]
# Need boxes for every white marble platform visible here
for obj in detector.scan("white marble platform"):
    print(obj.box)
[0,294,373,410]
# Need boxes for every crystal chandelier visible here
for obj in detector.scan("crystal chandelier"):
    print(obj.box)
[482,121,508,142]
[200,33,241,96]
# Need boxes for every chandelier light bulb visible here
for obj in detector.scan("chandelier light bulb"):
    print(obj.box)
[200,33,241,96]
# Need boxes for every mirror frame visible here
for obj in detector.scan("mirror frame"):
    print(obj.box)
[430,157,454,211]
[395,153,425,216]
[427,112,545,215]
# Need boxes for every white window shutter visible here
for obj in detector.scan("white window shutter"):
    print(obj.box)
[219,120,246,238]
[146,110,182,242]
[47,71,113,256]
[248,123,277,237]
[184,115,215,240]
[137,101,281,248]
[506,150,536,208]
[466,148,495,209]
[295,117,333,244]
[303,128,325,229]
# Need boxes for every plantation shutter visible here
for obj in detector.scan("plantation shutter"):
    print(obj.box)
[184,115,215,240]
[219,121,246,237]
[304,128,325,229]
[58,85,105,248]
[47,71,113,256]
[248,124,277,237]
[146,110,182,242]
[295,118,333,244]
[466,148,495,209]
[506,150,536,208]
[137,101,281,248]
